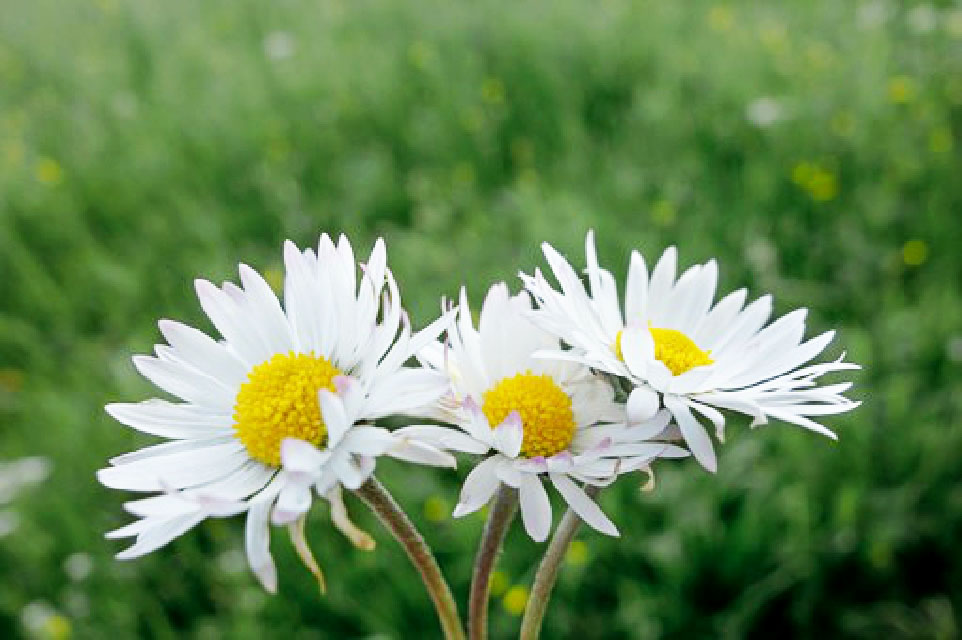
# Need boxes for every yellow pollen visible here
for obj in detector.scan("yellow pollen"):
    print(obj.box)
[614,327,714,377]
[482,371,576,458]
[233,352,341,467]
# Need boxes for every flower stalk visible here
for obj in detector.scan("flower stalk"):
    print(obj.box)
[468,485,519,640]
[518,485,601,640]
[354,476,466,640]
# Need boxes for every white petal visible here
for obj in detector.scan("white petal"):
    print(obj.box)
[624,250,649,324]
[318,389,351,447]
[686,399,727,441]
[619,326,652,380]
[98,442,248,492]
[369,317,413,382]
[572,424,625,450]
[679,259,718,335]
[115,513,206,560]
[245,492,278,593]
[194,279,269,367]
[478,283,513,382]
[696,392,768,426]
[619,408,672,442]
[271,483,313,525]
[107,518,158,540]
[725,330,835,390]
[453,456,502,517]
[333,455,369,490]
[194,460,274,499]
[387,440,457,468]
[280,438,328,475]
[355,270,402,380]
[549,473,618,537]
[494,460,525,488]
[584,230,623,334]
[365,238,387,295]
[664,394,716,473]
[108,433,236,464]
[157,319,248,387]
[124,461,272,518]
[667,365,716,395]
[531,348,596,365]
[518,474,552,542]
[541,243,593,315]
[696,288,748,347]
[312,466,338,495]
[761,407,840,439]
[710,294,773,358]
[363,369,449,419]
[132,355,235,409]
[356,455,376,481]
[491,411,523,458]
[339,426,398,456]
[461,396,496,445]
[516,456,550,474]
[238,264,294,355]
[416,340,446,370]
[545,451,576,473]
[569,374,622,424]
[600,443,670,461]
[405,308,458,369]
[186,495,248,518]
[647,247,678,325]
[282,241,322,354]
[646,360,674,391]
[122,495,198,519]
[332,375,365,418]
[571,458,620,478]
[105,400,233,439]
[393,425,490,455]
[627,387,660,424]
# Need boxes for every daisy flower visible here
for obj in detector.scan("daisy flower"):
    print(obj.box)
[397,284,687,542]
[522,231,860,473]
[99,234,454,592]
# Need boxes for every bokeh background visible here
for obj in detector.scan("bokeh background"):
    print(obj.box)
[2,0,961,638]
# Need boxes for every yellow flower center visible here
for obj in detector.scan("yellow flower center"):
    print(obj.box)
[233,352,341,467]
[482,372,576,458]
[614,328,714,377]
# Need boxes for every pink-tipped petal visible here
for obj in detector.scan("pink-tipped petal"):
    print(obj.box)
[492,410,524,458]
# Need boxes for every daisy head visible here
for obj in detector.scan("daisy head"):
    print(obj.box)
[522,230,860,473]
[99,234,454,592]
[399,283,686,542]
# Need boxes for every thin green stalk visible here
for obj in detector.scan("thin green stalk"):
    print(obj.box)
[518,485,601,640]
[468,486,519,640]
[354,476,466,640]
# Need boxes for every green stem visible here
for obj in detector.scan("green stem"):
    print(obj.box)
[518,485,600,640]
[354,476,466,640]
[468,485,519,640]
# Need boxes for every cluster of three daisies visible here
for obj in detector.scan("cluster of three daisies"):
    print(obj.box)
[99,232,858,591]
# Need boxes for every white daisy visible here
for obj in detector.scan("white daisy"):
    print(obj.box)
[522,231,860,473]
[99,234,454,592]
[396,284,687,542]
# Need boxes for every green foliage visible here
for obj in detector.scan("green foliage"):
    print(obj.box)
[1,0,960,638]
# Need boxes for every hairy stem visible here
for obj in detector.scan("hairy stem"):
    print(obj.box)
[468,485,519,640]
[354,476,466,640]
[518,485,600,640]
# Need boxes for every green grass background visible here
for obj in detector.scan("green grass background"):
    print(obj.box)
[1,0,961,637]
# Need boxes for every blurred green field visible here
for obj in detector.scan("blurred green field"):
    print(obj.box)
[1,0,961,638]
